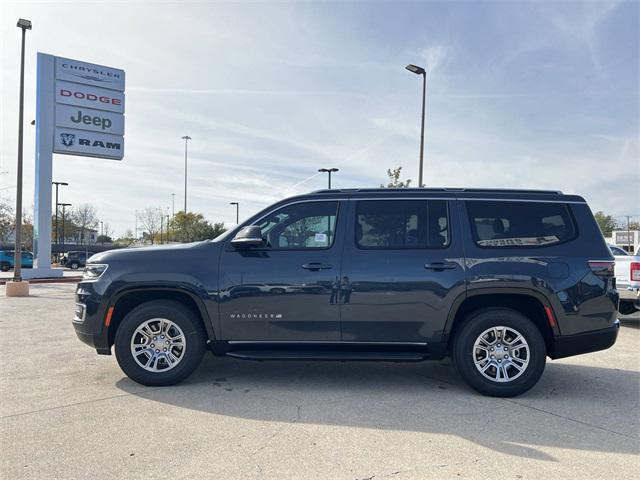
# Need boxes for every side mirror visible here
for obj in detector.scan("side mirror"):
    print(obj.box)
[231,226,264,248]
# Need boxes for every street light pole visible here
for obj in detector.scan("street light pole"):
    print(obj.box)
[52,181,68,258]
[12,19,32,283]
[230,202,239,224]
[181,136,191,213]
[59,203,71,255]
[405,64,427,187]
[318,168,339,189]
[171,193,175,219]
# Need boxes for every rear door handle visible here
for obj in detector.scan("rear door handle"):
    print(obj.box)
[424,262,457,271]
[302,262,333,271]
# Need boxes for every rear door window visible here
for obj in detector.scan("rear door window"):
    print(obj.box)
[466,201,576,247]
[356,200,449,249]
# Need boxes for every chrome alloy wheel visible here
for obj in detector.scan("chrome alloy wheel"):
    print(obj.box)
[472,326,530,383]
[130,318,186,372]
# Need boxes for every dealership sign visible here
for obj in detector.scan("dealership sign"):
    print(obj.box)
[55,81,124,113]
[49,56,125,159]
[30,53,126,276]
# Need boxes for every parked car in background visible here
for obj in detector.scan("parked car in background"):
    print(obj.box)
[73,188,619,397]
[0,250,34,272]
[62,250,94,270]
[609,244,640,315]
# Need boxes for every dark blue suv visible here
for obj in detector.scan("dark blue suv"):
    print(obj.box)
[73,188,619,396]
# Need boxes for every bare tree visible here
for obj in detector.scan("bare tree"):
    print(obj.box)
[98,222,114,243]
[21,210,34,250]
[137,208,162,244]
[73,204,99,245]
[0,194,14,243]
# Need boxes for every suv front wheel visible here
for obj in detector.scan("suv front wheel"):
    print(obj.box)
[453,308,546,397]
[114,300,206,386]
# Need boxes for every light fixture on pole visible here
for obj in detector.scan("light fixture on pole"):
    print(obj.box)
[181,136,191,213]
[230,202,239,224]
[405,63,427,187]
[11,18,32,288]
[318,168,339,189]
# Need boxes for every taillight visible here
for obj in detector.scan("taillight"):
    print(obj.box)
[588,260,615,277]
[631,262,640,282]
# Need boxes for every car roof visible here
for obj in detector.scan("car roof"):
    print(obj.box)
[283,188,586,203]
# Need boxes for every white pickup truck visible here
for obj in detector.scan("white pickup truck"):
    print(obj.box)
[610,245,640,315]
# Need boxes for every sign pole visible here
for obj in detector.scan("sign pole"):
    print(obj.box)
[31,53,60,278]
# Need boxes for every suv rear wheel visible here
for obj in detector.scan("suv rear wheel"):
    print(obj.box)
[69,261,80,270]
[114,300,206,386]
[453,308,546,397]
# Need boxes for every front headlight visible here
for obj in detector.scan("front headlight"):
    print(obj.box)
[83,264,108,280]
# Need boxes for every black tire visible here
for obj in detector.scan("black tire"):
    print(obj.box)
[0,263,9,272]
[452,308,546,397]
[69,261,80,270]
[114,300,206,386]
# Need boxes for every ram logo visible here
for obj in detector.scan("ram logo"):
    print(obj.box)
[60,133,75,147]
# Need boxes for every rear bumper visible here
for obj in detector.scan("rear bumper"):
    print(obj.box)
[549,320,619,359]
[618,288,639,303]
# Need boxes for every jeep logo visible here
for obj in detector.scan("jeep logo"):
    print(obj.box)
[70,109,112,130]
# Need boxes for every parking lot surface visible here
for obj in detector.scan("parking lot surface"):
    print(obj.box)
[1,284,639,479]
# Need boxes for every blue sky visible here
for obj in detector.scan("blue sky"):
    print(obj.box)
[1,0,638,235]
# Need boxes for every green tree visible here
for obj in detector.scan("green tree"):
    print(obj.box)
[381,166,412,188]
[594,211,617,236]
[170,211,226,243]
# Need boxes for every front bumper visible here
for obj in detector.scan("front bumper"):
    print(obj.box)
[549,320,620,359]
[72,280,112,355]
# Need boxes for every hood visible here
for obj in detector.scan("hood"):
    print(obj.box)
[87,241,211,264]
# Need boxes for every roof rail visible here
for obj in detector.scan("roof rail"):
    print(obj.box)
[310,187,563,195]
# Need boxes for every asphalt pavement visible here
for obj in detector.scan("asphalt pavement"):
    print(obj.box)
[1,284,638,479]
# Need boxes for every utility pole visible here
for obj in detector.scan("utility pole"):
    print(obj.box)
[171,193,176,219]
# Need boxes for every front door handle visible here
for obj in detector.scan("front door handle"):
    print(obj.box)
[424,262,457,271]
[302,262,333,271]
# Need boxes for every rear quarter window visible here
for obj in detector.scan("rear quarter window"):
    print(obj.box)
[466,201,576,248]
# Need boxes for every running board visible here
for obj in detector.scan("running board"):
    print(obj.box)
[225,350,427,362]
